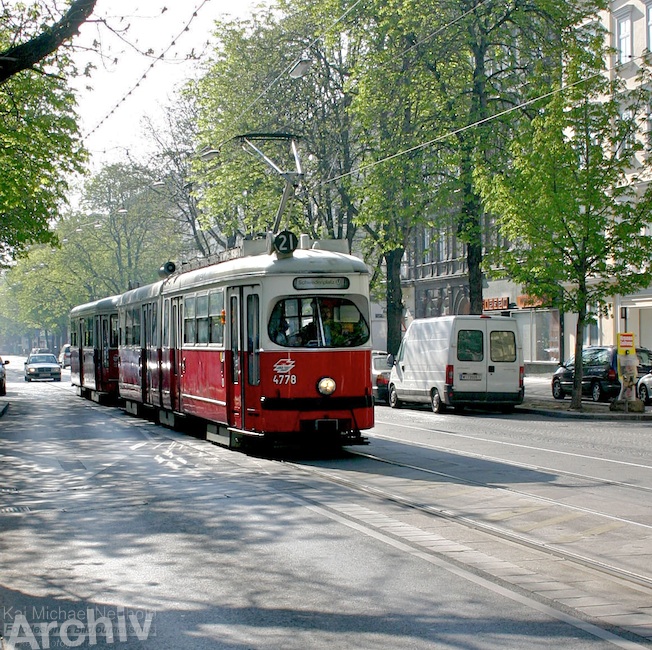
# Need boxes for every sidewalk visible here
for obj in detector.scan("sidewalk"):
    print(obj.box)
[520,375,652,420]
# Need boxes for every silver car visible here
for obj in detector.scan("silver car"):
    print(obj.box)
[637,371,652,404]
[24,353,62,382]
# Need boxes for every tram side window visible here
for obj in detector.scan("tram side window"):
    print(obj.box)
[70,327,78,347]
[196,294,209,344]
[84,317,94,346]
[147,303,158,348]
[110,315,119,348]
[162,300,170,347]
[209,290,225,345]
[184,296,196,344]
[133,309,141,346]
[247,294,260,386]
[124,311,131,346]
[268,297,369,348]
[125,308,141,346]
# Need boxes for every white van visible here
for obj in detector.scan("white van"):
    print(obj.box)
[388,315,524,413]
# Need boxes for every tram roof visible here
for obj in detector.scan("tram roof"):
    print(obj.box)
[161,248,369,295]
[116,280,166,307]
[70,294,121,318]
[93,246,369,311]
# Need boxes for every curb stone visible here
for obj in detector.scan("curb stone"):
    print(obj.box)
[517,401,652,421]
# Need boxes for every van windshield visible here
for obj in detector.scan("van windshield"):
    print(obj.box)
[269,297,369,348]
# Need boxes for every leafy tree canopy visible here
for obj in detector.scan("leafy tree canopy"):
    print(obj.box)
[476,31,652,408]
[0,0,98,262]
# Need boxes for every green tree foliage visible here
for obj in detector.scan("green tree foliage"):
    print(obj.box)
[0,70,84,261]
[347,0,441,354]
[142,97,227,259]
[193,1,365,245]
[476,30,652,409]
[0,0,97,262]
[0,162,183,346]
[79,163,184,294]
[343,0,601,352]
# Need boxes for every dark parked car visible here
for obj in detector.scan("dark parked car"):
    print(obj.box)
[0,356,9,396]
[371,351,392,404]
[551,345,652,402]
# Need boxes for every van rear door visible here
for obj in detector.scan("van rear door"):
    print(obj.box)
[486,324,521,398]
[453,322,488,398]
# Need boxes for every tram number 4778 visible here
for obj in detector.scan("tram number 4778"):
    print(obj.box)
[273,373,297,385]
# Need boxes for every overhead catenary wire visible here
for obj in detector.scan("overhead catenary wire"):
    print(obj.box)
[321,51,648,187]
[83,0,212,142]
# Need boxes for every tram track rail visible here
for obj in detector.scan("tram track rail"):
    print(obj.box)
[281,446,652,594]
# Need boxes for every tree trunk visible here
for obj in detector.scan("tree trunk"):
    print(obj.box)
[570,293,588,410]
[457,130,485,315]
[467,235,484,315]
[385,247,404,356]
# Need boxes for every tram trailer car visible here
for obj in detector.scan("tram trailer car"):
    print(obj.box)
[71,233,375,449]
[70,295,121,403]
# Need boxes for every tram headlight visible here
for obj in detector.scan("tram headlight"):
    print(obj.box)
[317,377,336,396]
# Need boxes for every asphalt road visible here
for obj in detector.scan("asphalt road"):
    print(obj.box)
[0,358,649,649]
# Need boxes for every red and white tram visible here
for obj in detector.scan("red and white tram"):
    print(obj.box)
[71,233,374,449]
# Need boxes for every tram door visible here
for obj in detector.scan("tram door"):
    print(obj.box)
[142,303,154,405]
[243,287,261,432]
[227,288,242,429]
[226,286,261,431]
[74,318,84,386]
[99,314,111,387]
[171,297,183,412]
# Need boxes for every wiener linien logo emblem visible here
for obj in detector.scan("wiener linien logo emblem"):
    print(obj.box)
[273,358,296,374]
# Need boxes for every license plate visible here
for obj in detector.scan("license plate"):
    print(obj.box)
[459,372,482,381]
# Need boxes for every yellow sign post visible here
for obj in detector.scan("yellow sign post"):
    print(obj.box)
[617,332,637,406]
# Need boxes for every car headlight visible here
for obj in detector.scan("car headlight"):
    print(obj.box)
[317,377,336,396]
[28,367,36,374]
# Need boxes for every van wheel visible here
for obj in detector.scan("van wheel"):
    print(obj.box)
[388,385,402,409]
[591,381,603,402]
[431,389,446,413]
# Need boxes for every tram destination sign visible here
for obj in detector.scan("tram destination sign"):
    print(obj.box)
[293,277,350,290]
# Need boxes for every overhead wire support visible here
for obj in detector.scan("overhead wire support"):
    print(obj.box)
[238,133,304,232]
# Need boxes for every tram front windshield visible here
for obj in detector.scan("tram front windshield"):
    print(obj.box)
[269,297,369,348]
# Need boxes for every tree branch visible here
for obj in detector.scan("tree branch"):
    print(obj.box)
[0,0,98,84]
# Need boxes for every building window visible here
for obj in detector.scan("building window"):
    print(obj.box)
[621,107,636,156]
[617,13,632,65]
